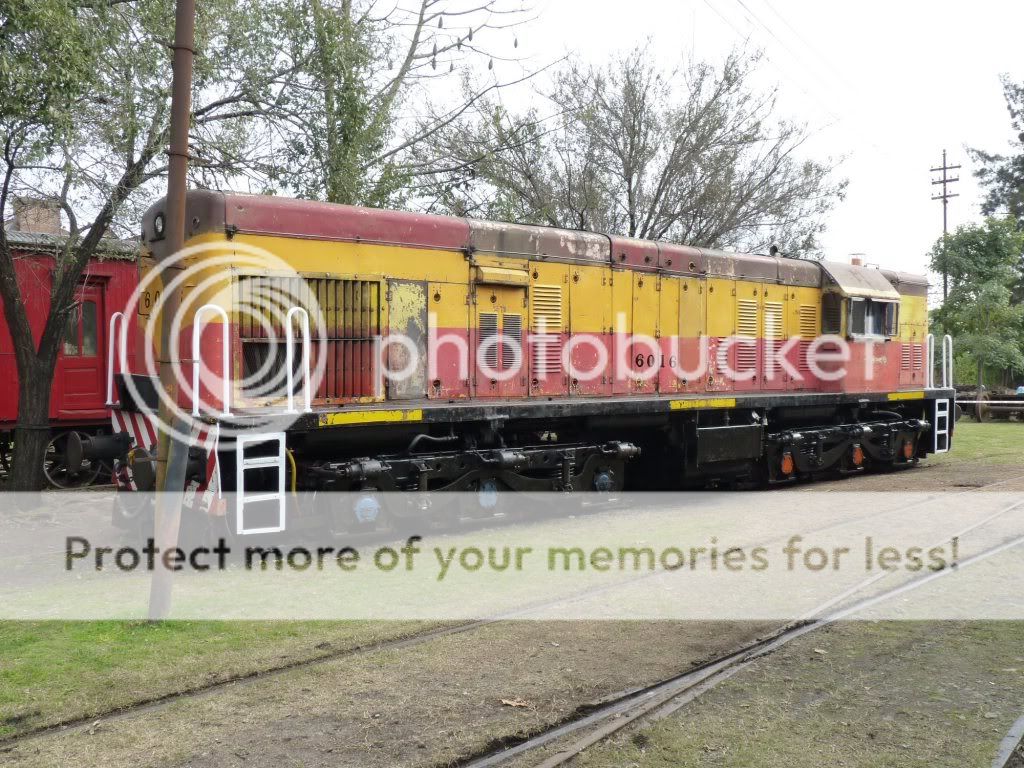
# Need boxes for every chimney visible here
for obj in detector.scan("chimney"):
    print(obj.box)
[11,196,61,235]
[850,254,864,267]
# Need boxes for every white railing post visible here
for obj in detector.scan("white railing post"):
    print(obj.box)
[926,333,935,389]
[285,306,313,414]
[192,304,231,417]
[942,335,953,388]
[105,311,128,406]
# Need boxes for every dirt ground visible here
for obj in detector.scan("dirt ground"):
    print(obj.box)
[793,461,1024,493]
[0,620,774,768]
[3,424,1024,767]
[565,621,1024,768]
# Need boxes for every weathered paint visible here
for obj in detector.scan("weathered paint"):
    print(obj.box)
[318,408,423,426]
[127,191,937,421]
[887,391,925,401]
[670,397,738,410]
[0,249,140,428]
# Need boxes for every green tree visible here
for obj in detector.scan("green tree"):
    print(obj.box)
[971,75,1024,224]
[0,0,293,489]
[266,0,535,208]
[418,49,846,257]
[929,218,1024,389]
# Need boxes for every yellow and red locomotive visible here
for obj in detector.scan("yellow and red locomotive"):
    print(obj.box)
[107,191,953,534]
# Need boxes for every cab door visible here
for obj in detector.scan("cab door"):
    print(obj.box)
[473,284,527,398]
[54,284,104,413]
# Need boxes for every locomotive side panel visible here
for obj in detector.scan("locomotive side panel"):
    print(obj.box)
[629,270,660,395]
[657,275,682,395]
[787,285,822,392]
[426,280,471,400]
[760,281,788,391]
[705,278,736,392]
[528,261,569,397]
[732,279,763,393]
[567,261,612,397]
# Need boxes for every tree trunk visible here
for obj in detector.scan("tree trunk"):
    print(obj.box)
[9,360,54,491]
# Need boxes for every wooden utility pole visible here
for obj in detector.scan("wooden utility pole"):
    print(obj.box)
[931,149,960,302]
[149,0,196,620]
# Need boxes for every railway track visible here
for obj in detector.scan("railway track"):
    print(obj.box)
[2,470,1022,752]
[458,498,1024,768]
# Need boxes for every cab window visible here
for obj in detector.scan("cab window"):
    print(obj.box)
[822,293,843,334]
[848,298,897,338]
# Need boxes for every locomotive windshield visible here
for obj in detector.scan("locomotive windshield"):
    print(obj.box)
[848,298,898,338]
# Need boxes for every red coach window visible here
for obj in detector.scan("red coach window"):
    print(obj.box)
[62,301,99,357]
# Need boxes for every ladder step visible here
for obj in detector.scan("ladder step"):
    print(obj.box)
[241,492,284,505]
[241,456,283,469]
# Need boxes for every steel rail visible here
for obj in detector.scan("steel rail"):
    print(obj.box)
[4,472,1022,750]
[461,521,1024,768]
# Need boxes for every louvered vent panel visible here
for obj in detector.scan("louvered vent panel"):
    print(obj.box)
[235,274,380,400]
[736,299,758,372]
[901,345,912,371]
[798,305,818,340]
[764,302,784,340]
[503,314,522,370]
[912,343,923,371]
[763,301,784,379]
[479,312,499,370]
[531,285,563,376]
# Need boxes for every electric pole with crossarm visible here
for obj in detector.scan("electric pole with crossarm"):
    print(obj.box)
[931,149,961,302]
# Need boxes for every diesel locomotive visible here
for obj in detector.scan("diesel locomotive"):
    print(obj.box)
[102,191,954,535]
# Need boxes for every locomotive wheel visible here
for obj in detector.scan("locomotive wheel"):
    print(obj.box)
[975,391,990,422]
[43,430,103,489]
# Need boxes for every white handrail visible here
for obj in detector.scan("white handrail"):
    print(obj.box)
[284,306,313,414]
[926,333,935,389]
[942,334,953,388]
[926,333,954,390]
[192,304,231,417]
[105,311,128,406]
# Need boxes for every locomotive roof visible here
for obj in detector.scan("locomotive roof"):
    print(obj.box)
[141,190,921,291]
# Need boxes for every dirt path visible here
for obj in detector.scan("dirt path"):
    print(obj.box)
[0,621,774,768]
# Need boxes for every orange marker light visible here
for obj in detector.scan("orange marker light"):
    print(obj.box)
[780,452,795,475]
[851,445,864,466]
[902,440,915,459]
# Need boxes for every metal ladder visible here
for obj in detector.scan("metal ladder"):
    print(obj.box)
[926,333,954,454]
[932,398,950,454]
[235,433,287,535]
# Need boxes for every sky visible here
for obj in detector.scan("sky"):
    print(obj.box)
[502,0,1023,286]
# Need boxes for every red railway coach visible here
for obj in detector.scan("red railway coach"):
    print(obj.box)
[0,227,140,487]
[107,191,954,537]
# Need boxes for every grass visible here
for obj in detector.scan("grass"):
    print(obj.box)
[1,419,1021,746]
[0,619,430,739]
[931,419,1024,465]
[572,620,1024,768]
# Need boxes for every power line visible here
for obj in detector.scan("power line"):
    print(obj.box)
[931,148,961,302]
[701,0,842,124]
[755,0,862,98]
